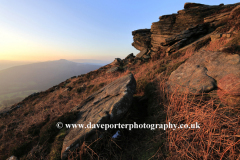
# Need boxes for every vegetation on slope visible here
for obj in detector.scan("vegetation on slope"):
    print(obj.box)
[1,3,240,160]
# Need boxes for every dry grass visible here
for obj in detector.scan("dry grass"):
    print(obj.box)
[0,69,130,159]
[156,33,240,160]
[204,37,231,52]
[158,80,240,160]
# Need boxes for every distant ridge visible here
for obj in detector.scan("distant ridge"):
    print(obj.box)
[69,59,112,65]
[0,59,102,109]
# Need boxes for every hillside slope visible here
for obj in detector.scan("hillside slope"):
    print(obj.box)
[1,2,240,160]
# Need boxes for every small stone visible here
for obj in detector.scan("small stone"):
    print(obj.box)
[210,34,222,41]
[6,156,18,160]
[222,33,231,38]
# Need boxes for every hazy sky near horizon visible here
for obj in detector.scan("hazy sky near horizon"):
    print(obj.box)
[1,0,239,62]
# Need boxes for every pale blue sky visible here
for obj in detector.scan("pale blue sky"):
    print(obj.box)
[0,0,239,62]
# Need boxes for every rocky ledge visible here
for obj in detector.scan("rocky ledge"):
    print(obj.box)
[61,73,136,159]
[132,2,239,58]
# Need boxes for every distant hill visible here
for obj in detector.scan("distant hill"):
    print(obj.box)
[0,60,36,70]
[0,59,102,108]
[69,59,112,65]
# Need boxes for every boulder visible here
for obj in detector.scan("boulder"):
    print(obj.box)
[218,74,240,96]
[210,34,222,41]
[125,53,135,59]
[168,50,240,94]
[123,53,135,64]
[61,73,136,159]
[168,63,216,94]
[111,58,122,65]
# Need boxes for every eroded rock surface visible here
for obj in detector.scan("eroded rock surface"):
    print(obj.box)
[168,50,240,94]
[218,74,240,96]
[132,29,151,52]
[150,3,238,55]
[61,73,136,159]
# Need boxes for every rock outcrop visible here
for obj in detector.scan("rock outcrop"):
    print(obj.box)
[150,3,237,55]
[132,29,151,58]
[106,66,119,73]
[132,29,151,52]
[132,2,239,58]
[61,73,136,159]
[168,50,240,94]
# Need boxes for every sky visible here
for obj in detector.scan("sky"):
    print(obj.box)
[1,0,240,62]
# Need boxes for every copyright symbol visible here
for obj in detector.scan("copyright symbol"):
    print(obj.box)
[56,122,63,129]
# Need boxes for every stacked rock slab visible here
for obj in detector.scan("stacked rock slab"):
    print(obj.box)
[132,29,151,58]
[150,3,234,55]
[61,73,136,160]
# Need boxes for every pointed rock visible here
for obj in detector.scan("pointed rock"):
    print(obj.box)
[61,73,136,159]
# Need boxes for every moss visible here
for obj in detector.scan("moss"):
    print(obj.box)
[39,112,78,145]
[37,112,78,159]
[49,128,67,160]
